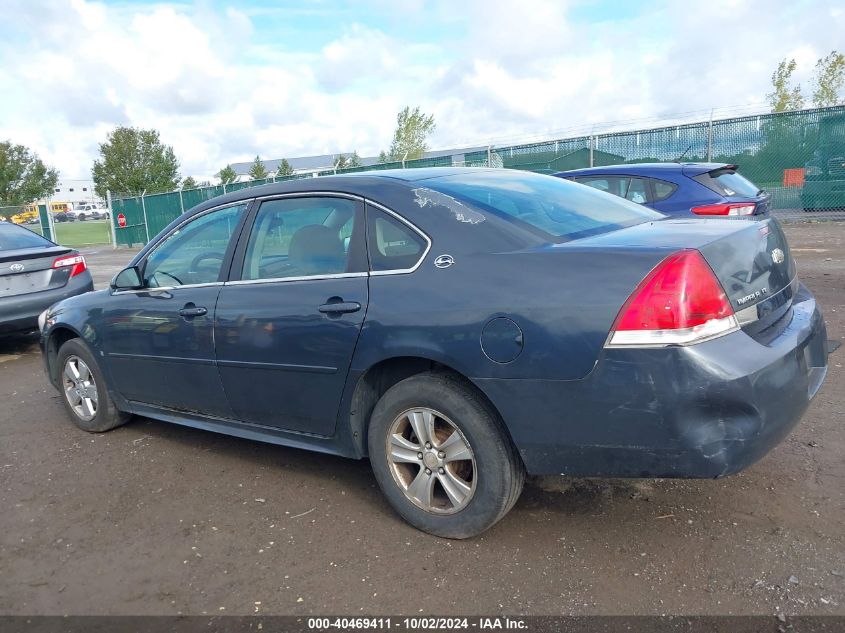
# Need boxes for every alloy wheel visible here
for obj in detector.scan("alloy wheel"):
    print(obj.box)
[62,356,98,422]
[386,407,477,514]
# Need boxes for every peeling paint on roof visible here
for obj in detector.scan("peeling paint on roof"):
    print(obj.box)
[412,188,486,225]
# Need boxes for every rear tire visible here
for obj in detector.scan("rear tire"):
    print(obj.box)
[367,372,524,538]
[56,338,130,433]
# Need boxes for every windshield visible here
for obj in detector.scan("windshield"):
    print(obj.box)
[0,222,54,250]
[421,170,663,242]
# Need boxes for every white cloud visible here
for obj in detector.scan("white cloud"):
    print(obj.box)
[0,0,843,183]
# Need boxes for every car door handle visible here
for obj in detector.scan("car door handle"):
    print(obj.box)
[318,301,361,315]
[179,305,208,318]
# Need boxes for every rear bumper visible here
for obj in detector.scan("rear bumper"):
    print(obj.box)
[0,273,94,335]
[477,284,828,477]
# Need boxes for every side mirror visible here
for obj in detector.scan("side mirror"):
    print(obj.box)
[111,266,143,291]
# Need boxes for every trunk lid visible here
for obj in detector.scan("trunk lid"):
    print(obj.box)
[568,217,795,331]
[0,246,74,298]
[697,218,795,331]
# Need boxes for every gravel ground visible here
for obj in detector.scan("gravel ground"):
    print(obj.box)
[0,224,843,616]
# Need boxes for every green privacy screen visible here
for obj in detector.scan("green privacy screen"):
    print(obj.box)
[111,105,845,245]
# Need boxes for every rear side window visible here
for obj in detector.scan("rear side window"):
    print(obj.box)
[367,208,427,272]
[425,171,662,242]
[0,223,53,250]
[575,176,649,204]
[575,176,628,197]
[625,178,648,204]
[694,169,760,197]
[652,179,677,201]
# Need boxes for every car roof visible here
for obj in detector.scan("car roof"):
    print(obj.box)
[189,167,500,212]
[556,162,731,178]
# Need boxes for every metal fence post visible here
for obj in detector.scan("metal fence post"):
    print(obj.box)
[46,197,56,243]
[140,189,150,244]
[707,109,714,162]
[487,145,492,167]
[106,190,117,249]
[589,134,595,167]
[178,185,185,215]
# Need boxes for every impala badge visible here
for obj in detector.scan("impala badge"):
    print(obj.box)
[10,263,25,273]
[771,248,785,264]
[434,254,454,269]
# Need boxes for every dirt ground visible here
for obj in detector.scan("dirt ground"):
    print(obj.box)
[1,224,843,617]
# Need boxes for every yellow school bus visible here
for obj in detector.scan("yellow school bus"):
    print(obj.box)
[10,204,39,224]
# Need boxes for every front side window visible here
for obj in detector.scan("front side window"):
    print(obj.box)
[241,197,361,280]
[367,207,427,272]
[144,203,245,287]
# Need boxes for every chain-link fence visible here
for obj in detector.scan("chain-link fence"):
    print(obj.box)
[108,105,845,247]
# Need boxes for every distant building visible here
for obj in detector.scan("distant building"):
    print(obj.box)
[50,179,101,205]
[228,146,490,178]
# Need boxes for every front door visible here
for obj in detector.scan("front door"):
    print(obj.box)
[102,203,248,417]
[214,195,368,436]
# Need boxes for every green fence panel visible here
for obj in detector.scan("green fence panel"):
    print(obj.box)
[37,204,52,241]
[111,196,147,247]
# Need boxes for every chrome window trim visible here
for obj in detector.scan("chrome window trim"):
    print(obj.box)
[254,191,365,202]
[112,281,225,295]
[365,198,432,276]
[229,192,430,282]
[226,272,368,287]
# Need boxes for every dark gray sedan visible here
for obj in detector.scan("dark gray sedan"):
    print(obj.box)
[0,221,93,335]
[38,169,828,538]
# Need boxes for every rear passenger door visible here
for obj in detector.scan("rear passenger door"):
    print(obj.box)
[214,195,368,436]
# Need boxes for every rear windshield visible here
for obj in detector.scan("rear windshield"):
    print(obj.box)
[695,169,761,197]
[423,170,663,242]
[0,223,54,250]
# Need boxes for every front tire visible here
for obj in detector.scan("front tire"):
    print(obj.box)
[368,372,524,538]
[56,338,130,433]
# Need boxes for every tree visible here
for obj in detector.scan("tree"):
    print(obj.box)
[216,164,237,184]
[275,159,294,177]
[248,155,268,180]
[767,58,805,112]
[91,127,180,198]
[0,141,59,205]
[181,176,198,189]
[377,150,389,164]
[335,151,362,170]
[811,50,845,107]
[383,106,436,161]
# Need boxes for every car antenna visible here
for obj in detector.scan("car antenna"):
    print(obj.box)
[675,145,693,163]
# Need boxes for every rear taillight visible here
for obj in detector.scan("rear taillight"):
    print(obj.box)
[691,203,756,216]
[52,254,87,278]
[606,250,738,347]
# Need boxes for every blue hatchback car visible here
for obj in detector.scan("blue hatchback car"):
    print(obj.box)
[556,163,771,217]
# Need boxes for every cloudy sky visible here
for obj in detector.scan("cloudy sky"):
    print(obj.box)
[1,0,842,181]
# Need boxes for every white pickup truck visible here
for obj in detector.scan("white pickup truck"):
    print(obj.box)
[71,203,109,221]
